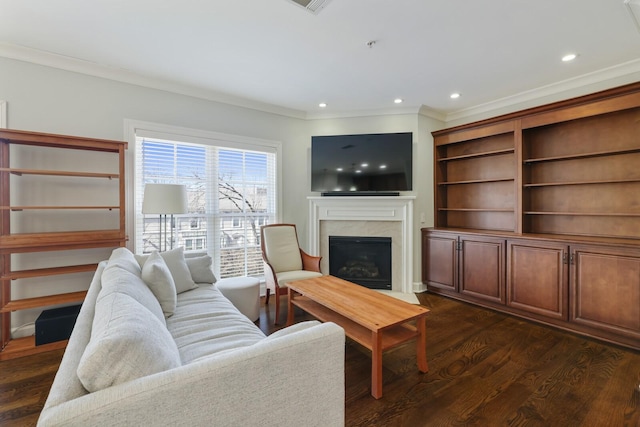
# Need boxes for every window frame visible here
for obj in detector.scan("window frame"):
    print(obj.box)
[125,119,282,277]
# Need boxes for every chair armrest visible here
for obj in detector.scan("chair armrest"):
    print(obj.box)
[301,249,322,272]
[263,259,279,290]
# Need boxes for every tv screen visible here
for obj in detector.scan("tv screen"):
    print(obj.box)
[311,132,413,194]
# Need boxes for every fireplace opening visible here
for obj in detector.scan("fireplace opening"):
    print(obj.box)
[329,236,391,290]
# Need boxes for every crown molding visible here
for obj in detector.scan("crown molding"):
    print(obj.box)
[417,106,446,122]
[444,58,640,125]
[0,42,307,120]
[305,105,426,120]
[2,42,639,125]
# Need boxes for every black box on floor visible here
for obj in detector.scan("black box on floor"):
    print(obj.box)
[35,304,82,346]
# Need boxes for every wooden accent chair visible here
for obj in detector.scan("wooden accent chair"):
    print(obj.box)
[260,224,323,324]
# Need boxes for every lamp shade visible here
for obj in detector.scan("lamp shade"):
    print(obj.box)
[142,184,188,214]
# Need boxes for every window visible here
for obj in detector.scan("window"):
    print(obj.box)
[133,124,280,279]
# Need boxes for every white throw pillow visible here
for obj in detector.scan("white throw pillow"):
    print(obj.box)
[186,255,217,284]
[77,292,181,393]
[141,251,177,317]
[136,247,197,294]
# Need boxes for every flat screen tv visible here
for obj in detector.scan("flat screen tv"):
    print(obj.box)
[311,132,412,194]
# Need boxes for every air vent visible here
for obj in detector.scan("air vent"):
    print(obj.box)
[625,0,640,34]
[287,0,333,14]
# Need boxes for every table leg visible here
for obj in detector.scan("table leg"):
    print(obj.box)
[371,331,383,399]
[286,288,295,326]
[416,316,429,373]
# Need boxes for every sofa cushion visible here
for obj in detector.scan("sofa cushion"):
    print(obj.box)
[141,251,177,317]
[167,285,266,364]
[136,247,197,293]
[77,292,181,393]
[102,250,166,324]
[185,255,217,284]
[107,247,143,275]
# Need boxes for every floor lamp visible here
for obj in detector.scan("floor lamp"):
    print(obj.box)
[142,183,188,252]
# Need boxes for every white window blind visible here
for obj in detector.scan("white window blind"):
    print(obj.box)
[134,133,278,279]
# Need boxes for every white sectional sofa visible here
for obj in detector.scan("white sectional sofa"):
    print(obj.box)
[37,247,345,427]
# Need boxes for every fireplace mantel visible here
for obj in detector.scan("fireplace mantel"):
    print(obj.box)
[308,196,415,294]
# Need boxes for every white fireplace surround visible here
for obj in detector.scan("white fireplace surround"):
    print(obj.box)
[308,196,415,294]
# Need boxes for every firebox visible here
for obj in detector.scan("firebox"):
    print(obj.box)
[328,236,391,290]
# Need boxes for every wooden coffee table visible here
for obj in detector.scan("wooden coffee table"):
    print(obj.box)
[286,275,429,399]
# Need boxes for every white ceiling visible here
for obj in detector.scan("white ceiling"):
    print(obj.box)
[1,0,639,121]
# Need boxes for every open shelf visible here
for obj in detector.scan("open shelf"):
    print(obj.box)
[1,263,98,280]
[4,205,120,211]
[0,230,125,251]
[1,291,87,313]
[438,148,515,162]
[524,211,640,217]
[0,167,119,179]
[524,178,640,187]
[439,178,514,185]
[524,147,640,164]
[439,208,514,212]
[0,335,68,361]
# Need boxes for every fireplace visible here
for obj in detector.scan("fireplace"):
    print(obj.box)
[309,195,417,293]
[329,236,392,290]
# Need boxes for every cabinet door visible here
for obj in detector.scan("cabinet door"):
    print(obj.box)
[422,232,457,293]
[571,244,640,341]
[459,235,505,303]
[507,240,568,320]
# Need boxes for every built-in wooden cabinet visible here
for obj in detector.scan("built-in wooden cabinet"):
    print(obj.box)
[422,232,457,293]
[423,82,640,350]
[571,244,640,343]
[507,239,568,321]
[423,231,505,305]
[0,129,127,360]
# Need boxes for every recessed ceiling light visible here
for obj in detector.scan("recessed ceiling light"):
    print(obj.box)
[394,98,403,104]
[361,163,368,168]
[379,164,387,169]
[562,53,577,62]
[450,93,461,99]
[319,102,327,108]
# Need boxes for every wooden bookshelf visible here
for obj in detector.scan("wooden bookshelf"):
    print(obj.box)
[425,82,640,351]
[0,129,127,360]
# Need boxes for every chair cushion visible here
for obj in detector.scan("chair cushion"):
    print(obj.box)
[141,251,177,317]
[77,292,181,393]
[263,226,302,273]
[276,270,323,287]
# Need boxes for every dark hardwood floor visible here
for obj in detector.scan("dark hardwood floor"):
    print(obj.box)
[1,292,639,426]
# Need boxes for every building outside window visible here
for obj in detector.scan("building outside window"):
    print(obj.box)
[134,130,279,279]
